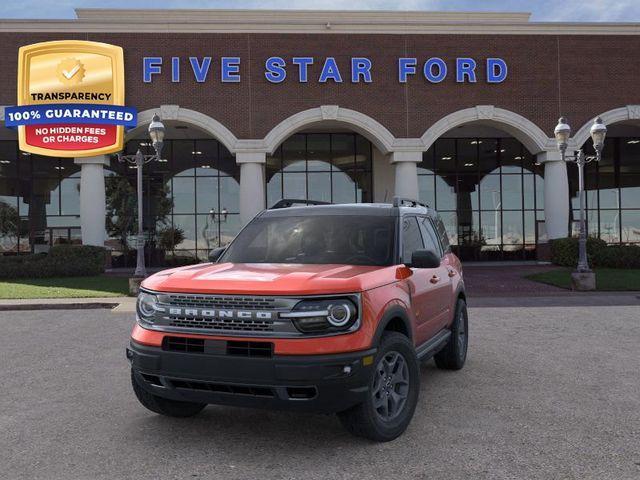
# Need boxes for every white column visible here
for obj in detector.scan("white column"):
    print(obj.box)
[74,155,109,246]
[391,151,421,200]
[237,151,266,225]
[538,151,569,239]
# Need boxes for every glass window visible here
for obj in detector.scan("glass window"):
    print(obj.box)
[418,217,442,257]
[266,133,372,205]
[307,134,331,171]
[621,210,640,243]
[195,177,219,214]
[172,177,195,214]
[221,215,396,266]
[402,216,424,264]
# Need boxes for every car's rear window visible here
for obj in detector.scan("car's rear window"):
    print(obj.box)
[220,215,396,266]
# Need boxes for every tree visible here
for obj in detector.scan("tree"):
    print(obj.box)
[105,176,173,252]
[0,201,21,251]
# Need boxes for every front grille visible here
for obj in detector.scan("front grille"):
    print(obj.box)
[168,316,274,332]
[227,341,273,358]
[163,336,205,353]
[164,294,276,309]
[169,379,275,398]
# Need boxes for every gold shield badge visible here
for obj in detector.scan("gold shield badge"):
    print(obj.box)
[15,40,126,157]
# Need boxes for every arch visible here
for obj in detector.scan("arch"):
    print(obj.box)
[263,106,396,155]
[572,105,640,148]
[420,106,552,154]
[127,106,239,154]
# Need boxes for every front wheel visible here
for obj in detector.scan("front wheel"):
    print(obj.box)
[434,298,468,370]
[338,332,420,442]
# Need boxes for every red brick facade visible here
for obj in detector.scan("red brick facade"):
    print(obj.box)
[0,32,638,140]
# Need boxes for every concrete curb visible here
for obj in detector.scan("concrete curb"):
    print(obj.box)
[0,302,120,311]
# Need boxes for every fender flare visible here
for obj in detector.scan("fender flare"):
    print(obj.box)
[371,304,413,347]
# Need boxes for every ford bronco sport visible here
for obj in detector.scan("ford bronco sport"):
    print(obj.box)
[127,197,468,441]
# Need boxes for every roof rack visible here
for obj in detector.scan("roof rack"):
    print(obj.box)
[392,196,429,209]
[270,199,331,209]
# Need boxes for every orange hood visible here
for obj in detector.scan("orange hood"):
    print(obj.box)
[141,262,398,295]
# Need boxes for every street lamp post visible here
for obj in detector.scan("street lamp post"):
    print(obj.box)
[117,113,165,277]
[553,116,607,288]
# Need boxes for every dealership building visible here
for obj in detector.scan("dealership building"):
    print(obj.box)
[0,9,639,264]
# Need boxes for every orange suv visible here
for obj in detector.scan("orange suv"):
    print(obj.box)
[127,197,468,441]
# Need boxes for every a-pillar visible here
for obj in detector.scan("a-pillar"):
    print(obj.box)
[538,151,569,239]
[74,155,109,246]
[237,151,266,225]
[391,151,421,200]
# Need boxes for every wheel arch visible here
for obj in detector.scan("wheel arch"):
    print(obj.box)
[371,305,414,347]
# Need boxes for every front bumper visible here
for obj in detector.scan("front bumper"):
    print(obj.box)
[127,340,376,414]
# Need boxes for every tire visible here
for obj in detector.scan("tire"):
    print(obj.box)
[338,332,420,442]
[434,298,468,370]
[131,369,207,418]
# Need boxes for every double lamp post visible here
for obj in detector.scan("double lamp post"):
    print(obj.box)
[553,115,607,289]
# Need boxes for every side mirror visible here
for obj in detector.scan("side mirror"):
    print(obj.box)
[208,247,226,263]
[408,249,441,269]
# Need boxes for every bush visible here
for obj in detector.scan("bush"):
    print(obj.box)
[550,237,640,269]
[0,245,106,279]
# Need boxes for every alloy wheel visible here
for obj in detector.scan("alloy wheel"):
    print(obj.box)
[372,351,410,421]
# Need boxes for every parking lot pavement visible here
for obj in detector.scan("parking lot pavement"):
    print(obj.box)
[1,306,639,480]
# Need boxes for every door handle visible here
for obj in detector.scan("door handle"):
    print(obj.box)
[430,275,440,284]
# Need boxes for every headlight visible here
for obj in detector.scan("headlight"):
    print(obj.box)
[281,298,358,334]
[136,291,158,322]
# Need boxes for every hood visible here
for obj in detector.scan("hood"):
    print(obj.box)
[141,262,398,295]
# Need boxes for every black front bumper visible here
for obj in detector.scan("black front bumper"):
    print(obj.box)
[127,340,376,414]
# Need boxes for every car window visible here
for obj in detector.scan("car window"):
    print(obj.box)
[419,217,443,258]
[401,216,424,264]
[435,216,451,253]
[220,215,396,266]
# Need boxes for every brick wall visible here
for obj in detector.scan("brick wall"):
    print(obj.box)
[0,32,638,140]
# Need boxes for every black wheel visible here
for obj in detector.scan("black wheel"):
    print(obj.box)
[434,298,468,370]
[338,332,420,442]
[131,370,206,418]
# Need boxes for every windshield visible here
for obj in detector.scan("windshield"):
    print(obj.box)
[220,215,396,266]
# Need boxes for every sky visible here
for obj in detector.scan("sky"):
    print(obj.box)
[0,0,639,22]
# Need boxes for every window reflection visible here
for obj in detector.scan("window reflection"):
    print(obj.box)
[569,137,640,244]
[419,137,543,260]
[266,133,372,206]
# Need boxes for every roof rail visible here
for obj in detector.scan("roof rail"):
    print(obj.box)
[270,199,331,209]
[392,196,429,208]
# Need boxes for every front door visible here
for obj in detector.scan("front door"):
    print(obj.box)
[401,216,444,345]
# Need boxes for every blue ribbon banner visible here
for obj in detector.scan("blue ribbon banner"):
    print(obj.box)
[4,104,138,128]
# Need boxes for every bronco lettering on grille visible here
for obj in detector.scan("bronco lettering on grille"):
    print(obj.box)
[168,307,274,320]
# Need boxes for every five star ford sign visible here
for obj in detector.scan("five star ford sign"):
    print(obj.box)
[4,40,137,158]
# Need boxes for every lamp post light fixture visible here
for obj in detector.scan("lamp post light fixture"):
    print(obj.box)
[117,113,166,278]
[553,116,607,289]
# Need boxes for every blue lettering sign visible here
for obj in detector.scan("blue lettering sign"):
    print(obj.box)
[143,57,162,83]
[292,57,314,82]
[189,57,211,83]
[398,58,417,83]
[171,57,180,83]
[351,57,372,83]
[456,58,477,83]
[424,58,447,83]
[221,57,240,82]
[319,57,342,83]
[265,56,287,83]
[487,58,508,83]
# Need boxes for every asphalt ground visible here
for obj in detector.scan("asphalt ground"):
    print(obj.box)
[1,305,639,480]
